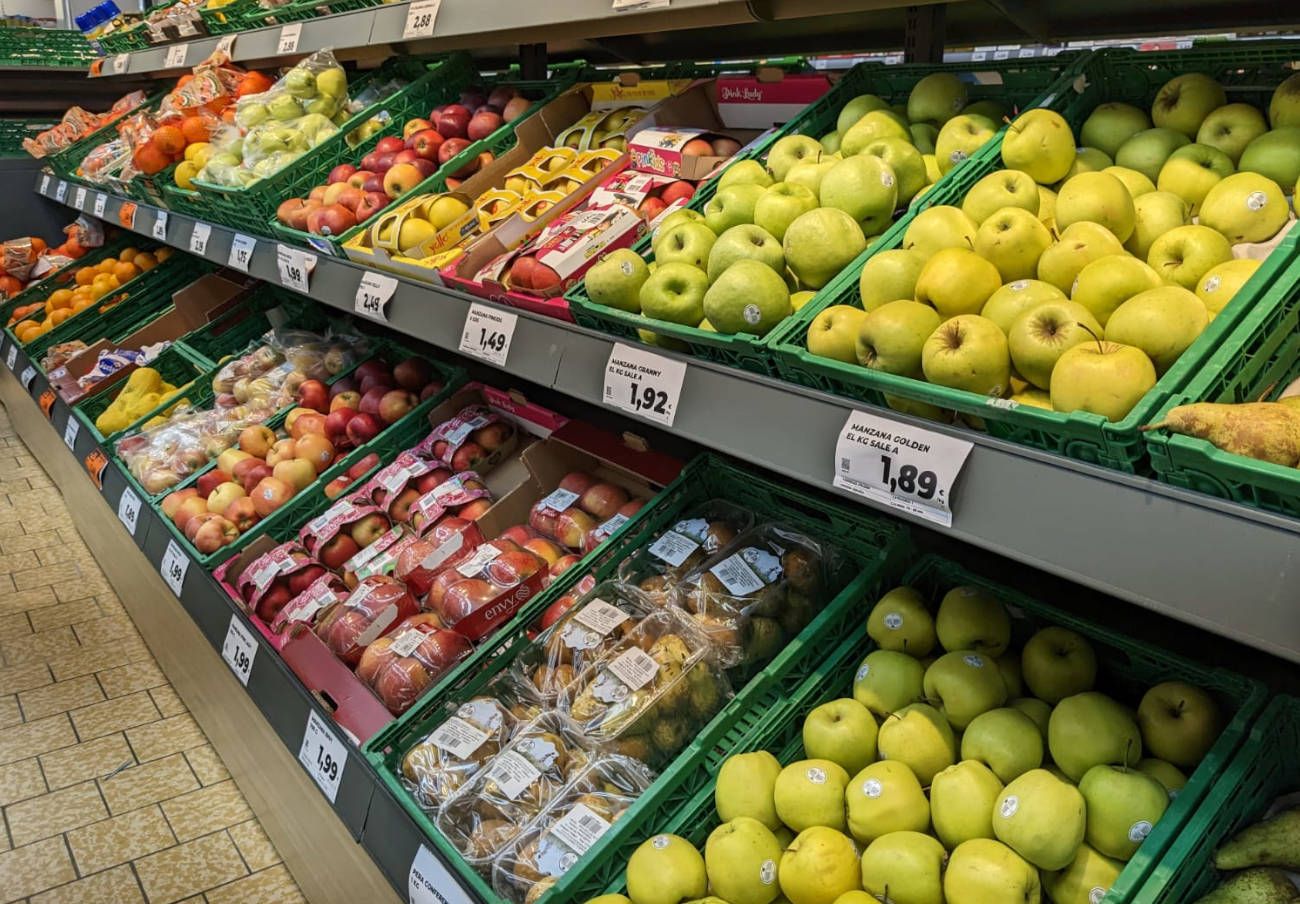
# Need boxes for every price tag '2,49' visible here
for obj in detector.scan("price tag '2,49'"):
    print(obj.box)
[833,409,972,527]
[458,303,516,366]
[354,270,398,321]
[602,342,687,427]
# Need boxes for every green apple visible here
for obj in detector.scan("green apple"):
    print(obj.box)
[935,585,1011,655]
[1054,171,1137,243]
[1136,758,1188,799]
[717,750,784,829]
[706,817,784,904]
[807,305,868,363]
[784,208,867,289]
[1199,171,1291,243]
[803,698,878,776]
[915,248,1002,318]
[924,650,1008,730]
[791,290,816,310]
[1021,626,1097,704]
[1153,73,1227,136]
[1196,258,1260,317]
[819,156,899,236]
[841,110,911,157]
[943,839,1042,904]
[903,205,979,260]
[1037,185,1058,225]
[1105,285,1208,372]
[754,183,820,242]
[962,170,1041,224]
[961,707,1044,782]
[908,72,968,125]
[585,896,632,904]
[1081,102,1153,158]
[1071,254,1163,327]
[704,259,792,335]
[586,249,650,312]
[1156,143,1234,215]
[1049,339,1156,421]
[1037,221,1126,293]
[862,137,927,203]
[924,153,943,184]
[923,315,1011,396]
[845,759,930,845]
[930,760,1003,849]
[981,279,1065,334]
[1115,128,1191,183]
[1001,109,1076,184]
[974,207,1053,282]
[267,94,305,122]
[1125,190,1191,260]
[1044,843,1124,904]
[628,834,707,904]
[779,827,861,904]
[1270,72,1300,127]
[767,135,824,182]
[997,655,1024,697]
[707,224,786,282]
[859,249,926,312]
[1079,764,1169,861]
[1049,692,1143,782]
[935,114,996,174]
[1055,147,1114,185]
[1010,697,1052,743]
[785,159,837,200]
[1136,681,1222,768]
[865,585,935,655]
[652,209,706,254]
[1010,388,1053,410]
[853,650,925,717]
[856,300,944,378]
[963,99,1006,121]
[1198,102,1269,163]
[656,221,717,269]
[993,768,1086,870]
[821,131,842,154]
[1239,127,1300,193]
[720,159,776,190]
[860,831,946,904]
[837,94,890,134]
[911,123,939,154]
[877,703,957,786]
[774,759,849,832]
[1104,165,1157,198]
[705,183,766,234]
[639,262,709,325]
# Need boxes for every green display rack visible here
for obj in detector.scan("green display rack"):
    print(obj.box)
[770,43,1300,472]
[0,25,98,67]
[0,235,139,326]
[0,118,58,157]
[365,453,910,904]
[564,52,1084,376]
[75,343,210,448]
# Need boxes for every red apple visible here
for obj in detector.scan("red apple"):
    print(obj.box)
[580,482,629,520]
[383,163,423,200]
[473,422,512,452]
[196,469,232,498]
[319,533,360,570]
[288,564,327,596]
[251,477,294,517]
[273,458,316,492]
[502,96,531,122]
[184,511,220,543]
[618,498,645,517]
[277,197,318,230]
[409,158,436,179]
[555,508,597,548]
[172,496,208,532]
[550,554,581,576]
[346,412,382,446]
[306,204,357,237]
[328,163,357,184]
[237,461,273,495]
[289,413,327,441]
[498,525,535,546]
[193,515,239,554]
[308,185,328,203]
[294,433,337,474]
[450,441,487,473]
[538,594,577,630]
[638,197,667,221]
[347,453,381,481]
[324,408,357,443]
[468,111,503,141]
[334,186,364,212]
[330,391,361,413]
[265,439,297,468]
[351,513,390,547]
[346,170,374,190]
[436,107,471,139]
[373,153,396,173]
[358,386,388,417]
[407,129,443,161]
[389,487,421,523]
[439,579,497,626]
[360,152,382,173]
[509,255,537,290]
[660,180,695,205]
[392,148,420,166]
[530,263,561,292]
[682,138,714,156]
[161,487,199,519]
[297,379,330,413]
[462,88,490,109]
[356,192,389,221]
[391,357,432,391]
[403,118,432,140]
[225,496,259,532]
[437,137,471,165]
[323,476,351,501]
[375,135,406,155]
[255,583,293,621]
[362,174,385,194]
[355,360,392,385]
[712,137,742,157]
[487,87,517,108]
[522,536,563,567]
[420,383,441,401]
[378,390,417,425]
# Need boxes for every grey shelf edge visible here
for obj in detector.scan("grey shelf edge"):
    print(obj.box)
[32,171,1300,665]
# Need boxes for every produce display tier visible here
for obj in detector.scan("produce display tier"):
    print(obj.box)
[27,173,1300,665]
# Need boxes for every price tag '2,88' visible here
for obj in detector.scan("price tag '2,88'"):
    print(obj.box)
[402,0,443,38]
[603,342,687,427]
[458,303,516,366]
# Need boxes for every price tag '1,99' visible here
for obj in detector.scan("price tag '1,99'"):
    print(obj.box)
[221,615,257,686]
[276,245,315,293]
[833,409,972,527]
[458,303,517,366]
[298,710,346,802]
[354,270,398,321]
[602,341,687,427]
[160,538,188,596]
[402,0,443,38]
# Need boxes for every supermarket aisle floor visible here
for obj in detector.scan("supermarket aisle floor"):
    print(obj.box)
[0,404,307,904]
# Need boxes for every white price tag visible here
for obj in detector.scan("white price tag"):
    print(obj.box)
[298,710,347,802]
[6,344,17,369]
[833,409,973,527]
[607,646,660,691]
[55,181,67,203]
[603,341,687,427]
[177,18,199,36]
[228,233,256,271]
[19,365,35,390]
[409,845,474,904]
[458,303,517,366]
[484,750,542,801]
[549,802,613,855]
[612,0,670,9]
[221,615,257,686]
[354,270,398,321]
[111,53,128,74]
[189,221,211,256]
[40,174,50,194]
[93,193,107,218]
[648,530,699,567]
[216,34,237,56]
[63,417,80,450]
[74,186,87,209]
[117,487,141,536]
[402,0,442,38]
[160,538,189,596]
[152,210,168,241]
[276,245,315,292]
[276,22,302,54]
[164,42,188,68]
[430,717,490,760]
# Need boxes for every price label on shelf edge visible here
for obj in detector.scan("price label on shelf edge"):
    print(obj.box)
[216,34,236,56]
[74,186,87,209]
[276,244,316,293]
[40,174,50,194]
[298,709,346,802]
[409,845,474,904]
[93,193,107,218]
[221,615,257,686]
[228,233,256,272]
[117,487,141,536]
[160,538,188,596]
[458,303,516,366]
[152,210,168,241]
[354,270,398,321]
[602,341,687,427]
[19,365,35,390]
[111,53,128,74]
[6,344,17,369]
[402,0,443,39]
[55,181,67,203]
[164,42,188,68]
[612,0,671,9]
[63,417,80,451]
[277,22,302,54]
[833,409,972,527]
[189,221,211,256]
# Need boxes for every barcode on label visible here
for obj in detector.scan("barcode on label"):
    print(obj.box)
[455,543,501,578]
[430,716,490,760]
[607,646,659,691]
[548,802,613,855]
[572,599,629,636]
[840,457,851,472]
[710,552,766,596]
[648,530,699,567]
[485,749,542,800]
[388,629,425,658]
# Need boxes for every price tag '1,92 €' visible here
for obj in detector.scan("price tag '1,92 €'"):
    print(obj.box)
[603,342,687,427]
[402,0,442,38]
[458,303,517,366]
[298,710,346,802]
[833,409,972,527]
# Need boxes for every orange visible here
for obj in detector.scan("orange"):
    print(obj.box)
[14,322,37,342]
[133,143,170,176]
[133,252,158,271]
[180,116,210,144]
[153,125,185,156]
[96,257,118,274]
[117,246,139,264]
[48,309,71,326]
[112,262,140,283]
[72,298,92,313]
[48,288,73,308]
[30,237,46,254]
[74,268,95,286]
[155,248,172,262]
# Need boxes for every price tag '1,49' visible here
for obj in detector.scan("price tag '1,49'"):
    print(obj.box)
[93,193,107,218]
[117,487,141,536]
[402,0,443,38]
[221,615,257,686]
[189,221,211,256]
[276,244,315,293]
[152,210,168,241]
[354,270,398,321]
[160,538,188,596]
[228,233,255,271]
[458,303,517,366]
[277,22,302,54]
[602,341,687,427]
[298,710,346,802]
[833,409,973,527]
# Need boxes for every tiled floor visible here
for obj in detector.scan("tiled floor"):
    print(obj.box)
[0,404,307,904]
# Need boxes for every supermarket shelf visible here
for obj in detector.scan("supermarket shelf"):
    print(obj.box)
[30,172,1300,665]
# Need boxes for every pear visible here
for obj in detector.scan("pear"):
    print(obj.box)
[1215,807,1300,870]
[1193,868,1300,904]
[1144,403,1300,466]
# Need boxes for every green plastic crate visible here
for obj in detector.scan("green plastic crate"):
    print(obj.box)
[271,0,382,25]
[364,453,909,904]
[0,26,98,66]
[75,343,209,447]
[0,118,58,157]
[0,235,141,326]
[46,90,168,181]
[96,23,151,54]
[1144,249,1300,516]
[190,55,475,235]
[770,43,1300,472]
[564,53,1084,377]
[1129,695,1300,904]
[197,0,259,34]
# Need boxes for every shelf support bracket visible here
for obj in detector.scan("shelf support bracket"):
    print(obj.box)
[904,4,946,64]
[519,43,548,80]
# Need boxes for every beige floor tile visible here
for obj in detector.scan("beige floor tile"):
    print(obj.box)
[95,661,167,698]
[10,561,82,593]
[70,690,160,741]
[66,804,176,875]
[161,781,253,843]
[0,613,31,642]
[0,694,19,728]
[18,675,104,721]
[48,637,149,682]
[0,662,51,695]
[0,758,46,806]
[0,587,58,617]
[28,599,108,634]
[39,733,134,790]
[206,865,305,904]
[227,820,279,872]
[0,550,39,575]
[0,530,61,555]
[4,780,109,846]
[29,864,145,904]
[98,752,199,815]
[0,837,77,903]
[52,573,112,602]
[0,714,76,765]
[134,831,248,904]
[0,626,77,666]
[184,746,230,786]
[72,615,138,648]
[126,713,205,762]
[34,546,88,568]
[150,685,187,718]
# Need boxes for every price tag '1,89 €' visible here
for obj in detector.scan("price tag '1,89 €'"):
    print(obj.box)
[458,303,517,366]
[603,342,687,427]
[833,409,972,527]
